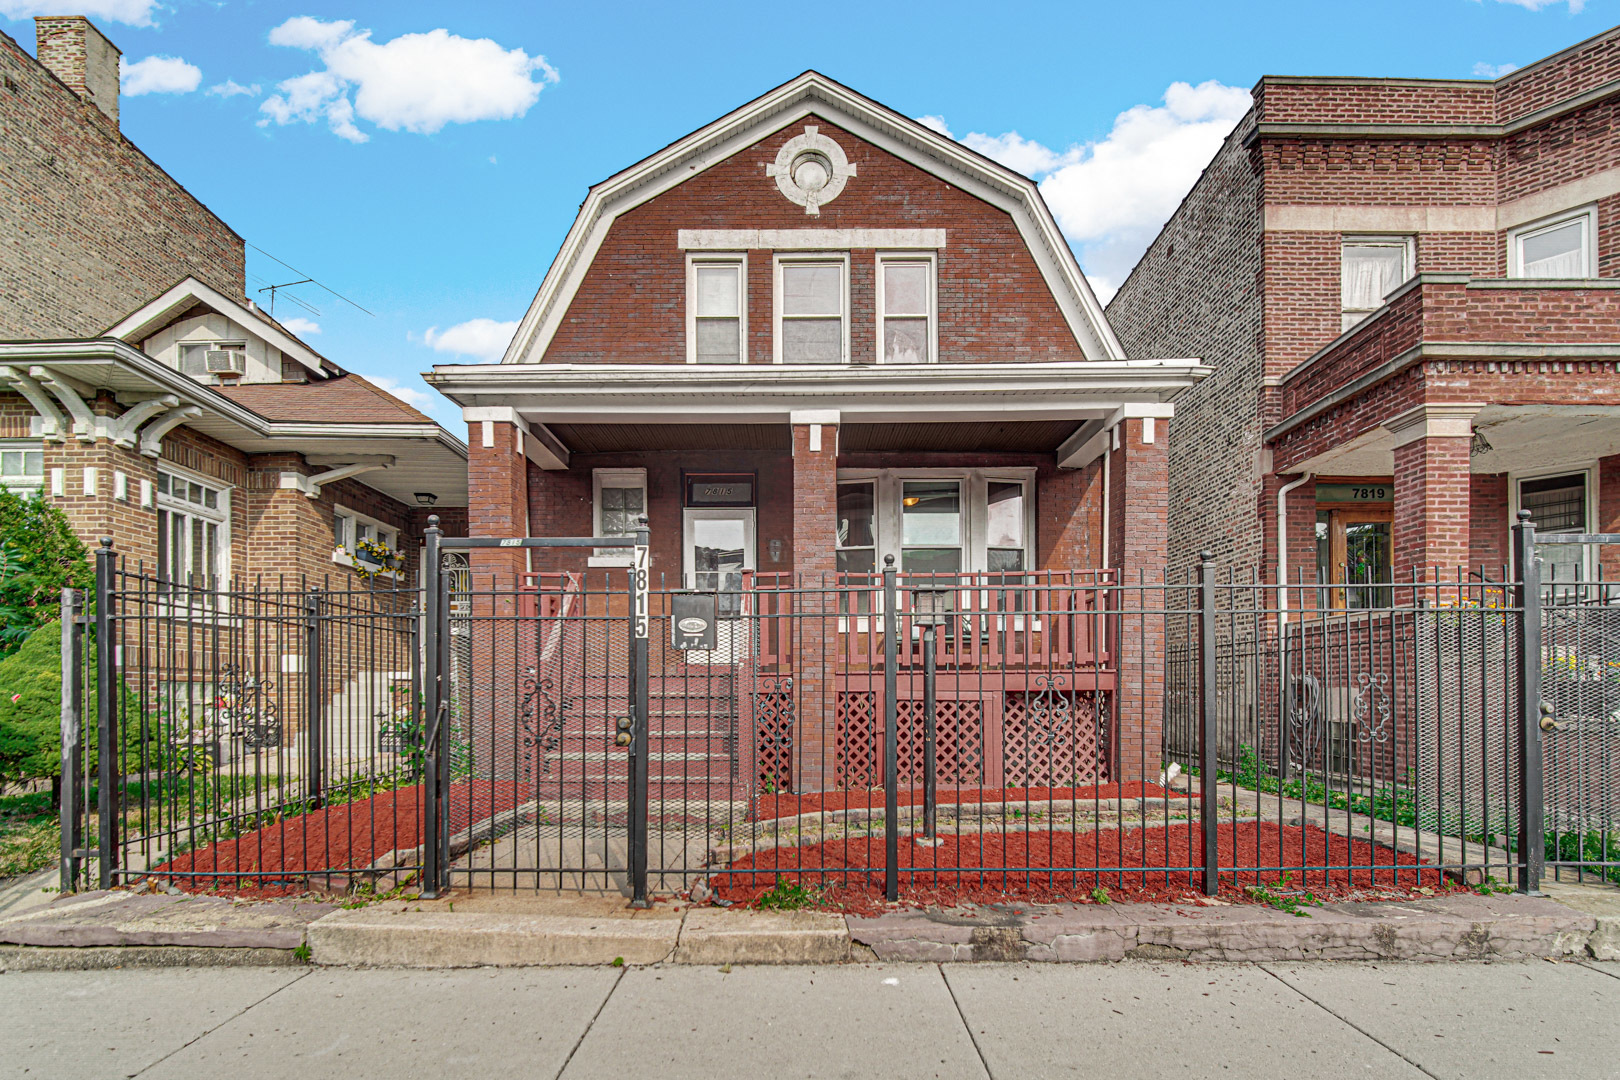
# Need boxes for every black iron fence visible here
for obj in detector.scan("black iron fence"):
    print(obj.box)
[61,515,1618,902]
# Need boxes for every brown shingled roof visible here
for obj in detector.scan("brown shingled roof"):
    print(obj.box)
[215,373,435,424]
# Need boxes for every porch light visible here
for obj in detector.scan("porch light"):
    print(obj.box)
[1469,430,1492,457]
[415,492,438,506]
[903,496,920,507]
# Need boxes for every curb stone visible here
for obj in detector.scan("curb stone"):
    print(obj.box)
[305,907,682,968]
[674,909,850,965]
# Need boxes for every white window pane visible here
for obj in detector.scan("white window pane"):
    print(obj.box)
[987,481,1024,548]
[180,345,208,376]
[696,318,741,363]
[22,452,41,476]
[1521,220,1586,278]
[883,263,928,315]
[782,265,842,315]
[696,265,739,316]
[783,319,843,363]
[883,319,928,364]
[0,452,19,475]
[902,482,961,545]
[1341,245,1406,310]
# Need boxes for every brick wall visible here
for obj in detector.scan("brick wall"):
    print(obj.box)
[0,27,244,339]
[1106,110,1264,572]
[542,114,1084,365]
[1469,474,1510,574]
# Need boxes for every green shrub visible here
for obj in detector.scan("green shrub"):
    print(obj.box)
[0,490,89,657]
[0,620,71,787]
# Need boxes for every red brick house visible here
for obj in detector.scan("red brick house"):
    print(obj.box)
[427,72,1208,790]
[1108,26,1620,601]
[0,17,469,589]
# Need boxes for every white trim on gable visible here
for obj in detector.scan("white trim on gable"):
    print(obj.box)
[500,72,1123,367]
[104,277,329,378]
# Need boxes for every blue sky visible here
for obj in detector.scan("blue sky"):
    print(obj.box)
[3,0,1613,426]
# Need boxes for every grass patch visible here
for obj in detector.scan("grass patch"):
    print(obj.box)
[753,874,824,910]
[0,790,57,880]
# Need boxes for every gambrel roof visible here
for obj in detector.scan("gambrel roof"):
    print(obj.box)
[502,70,1125,365]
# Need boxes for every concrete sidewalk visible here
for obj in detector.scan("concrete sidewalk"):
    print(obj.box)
[1,883,1615,969]
[4,959,1617,1079]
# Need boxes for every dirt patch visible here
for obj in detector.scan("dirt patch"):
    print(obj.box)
[710,822,1455,916]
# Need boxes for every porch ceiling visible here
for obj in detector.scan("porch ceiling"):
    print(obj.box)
[841,420,1081,453]
[1284,404,1620,477]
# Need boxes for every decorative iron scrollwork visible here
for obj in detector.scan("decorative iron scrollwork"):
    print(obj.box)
[1350,671,1392,744]
[218,663,280,749]
[1026,673,1072,746]
[520,666,571,776]
[1286,671,1323,766]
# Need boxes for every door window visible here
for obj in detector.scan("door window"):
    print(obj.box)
[685,510,755,618]
[1316,507,1392,610]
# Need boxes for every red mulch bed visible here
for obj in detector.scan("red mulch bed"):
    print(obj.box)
[149,780,529,899]
[752,783,1192,821]
[712,822,1455,916]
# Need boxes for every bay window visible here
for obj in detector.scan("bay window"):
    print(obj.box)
[836,469,1034,576]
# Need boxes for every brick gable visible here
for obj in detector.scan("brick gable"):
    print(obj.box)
[541,114,1083,365]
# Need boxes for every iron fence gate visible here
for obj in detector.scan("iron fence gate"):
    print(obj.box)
[60,515,1617,901]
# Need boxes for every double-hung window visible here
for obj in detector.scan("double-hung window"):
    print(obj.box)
[900,481,963,575]
[157,469,229,604]
[1519,471,1591,599]
[0,441,43,492]
[687,255,745,363]
[775,256,847,364]
[1340,237,1413,332]
[1510,207,1596,279]
[877,255,935,363]
[592,468,647,566]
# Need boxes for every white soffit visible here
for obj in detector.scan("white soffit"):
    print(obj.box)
[501,72,1124,366]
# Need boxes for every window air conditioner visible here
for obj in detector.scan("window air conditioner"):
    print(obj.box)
[204,349,247,376]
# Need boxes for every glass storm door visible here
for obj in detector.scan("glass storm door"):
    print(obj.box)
[683,508,756,618]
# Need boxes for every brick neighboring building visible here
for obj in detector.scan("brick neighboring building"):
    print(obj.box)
[1108,26,1620,599]
[0,17,468,592]
[428,72,1208,790]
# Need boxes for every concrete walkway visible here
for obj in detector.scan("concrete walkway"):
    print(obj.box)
[4,959,1617,1079]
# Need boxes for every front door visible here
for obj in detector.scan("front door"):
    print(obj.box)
[683,508,756,618]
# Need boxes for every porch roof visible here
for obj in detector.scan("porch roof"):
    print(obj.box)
[426,360,1208,426]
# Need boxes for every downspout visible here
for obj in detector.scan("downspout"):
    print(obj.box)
[1275,472,1314,625]
[1100,439,1112,569]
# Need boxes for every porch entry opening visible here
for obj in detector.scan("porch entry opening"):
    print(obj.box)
[1315,480,1391,609]
[683,473,757,619]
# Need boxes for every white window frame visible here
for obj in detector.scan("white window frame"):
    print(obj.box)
[178,339,248,381]
[835,467,1037,573]
[1508,205,1598,279]
[1509,463,1598,584]
[0,440,44,492]
[685,252,748,364]
[773,252,850,365]
[591,467,648,567]
[1340,235,1415,332]
[875,252,938,364]
[332,504,401,578]
[156,465,232,610]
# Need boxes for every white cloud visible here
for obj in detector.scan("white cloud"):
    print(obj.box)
[1472,61,1520,78]
[421,318,518,362]
[279,316,320,336]
[119,55,201,96]
[1489,0,1584,10]
[364,374,434,410]
[914,114,953,137]
[1,0,158,26]
[919,80,1251,302]
[208,79,260,98]
[259,17,559,143]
